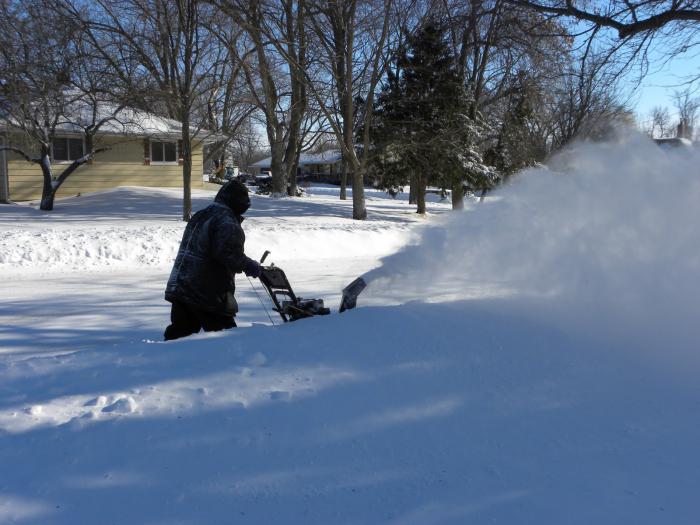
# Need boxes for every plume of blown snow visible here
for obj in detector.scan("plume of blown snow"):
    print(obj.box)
[362,131,700,357]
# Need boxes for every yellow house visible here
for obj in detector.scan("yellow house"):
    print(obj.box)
[0,108,214,203]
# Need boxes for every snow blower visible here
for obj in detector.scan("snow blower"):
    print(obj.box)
[255,250,366,323]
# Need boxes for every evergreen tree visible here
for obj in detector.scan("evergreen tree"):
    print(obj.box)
[370,19,497,213]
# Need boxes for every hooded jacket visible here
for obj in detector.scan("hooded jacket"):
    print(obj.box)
[165,181,252,316]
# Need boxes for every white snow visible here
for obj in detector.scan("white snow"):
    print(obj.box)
[1,134,700,524]
[0,186,424,274]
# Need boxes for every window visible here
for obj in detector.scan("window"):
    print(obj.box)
[52,137,84,162]
[151,141,177,163]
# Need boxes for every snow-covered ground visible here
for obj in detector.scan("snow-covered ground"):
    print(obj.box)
[2,135,700,524]
[0,186,444,357]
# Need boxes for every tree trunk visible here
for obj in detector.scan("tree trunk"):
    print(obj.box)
[181,120,192,221]
[451,177,464,210]
[352,167,367,220]
[283,0,306,199]
[40,188,56,211]
[409,173,417,205]
[340,158,348,200]
[282,99,302,198]
[37,140,102,211]
[39,149,54,211]
[247,9,286,198]
[345,107,366,218]
[287,169,296,196]
[283,132,301,197]
[343,18,364,217]
[416,175,427,215]
[288,150,299,196]
[269,139,286,197]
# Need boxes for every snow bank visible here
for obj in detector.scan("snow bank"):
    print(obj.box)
[364,132,700,358]
[0,187,420,273]
[0,222,411,273]
[0,225,182,270]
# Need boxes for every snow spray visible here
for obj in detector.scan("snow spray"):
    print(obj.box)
[359,130,700,358]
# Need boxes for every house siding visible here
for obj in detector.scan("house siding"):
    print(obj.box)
[6,135,204,201]
[0,136,8,203]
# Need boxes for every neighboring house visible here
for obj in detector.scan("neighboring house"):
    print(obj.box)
[653,137,693,151]
[653,119,695,152]
[250,149,343,183]
[0,135,8,203]
[0,104,219,202]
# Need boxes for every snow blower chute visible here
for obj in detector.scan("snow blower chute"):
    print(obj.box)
[256,251,366,323]
[339,277,367,313]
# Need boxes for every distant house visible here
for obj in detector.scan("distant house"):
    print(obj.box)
[250,149,343,183]
[0,104,220,203]
[653,119,695,152]
[0,136,8,203]
[653,137,694,151]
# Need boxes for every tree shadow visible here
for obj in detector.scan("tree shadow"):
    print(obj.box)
[0,185,447,225]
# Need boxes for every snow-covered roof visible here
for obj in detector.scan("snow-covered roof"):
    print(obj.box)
[251,149,342,168]
[0,97,222,142]
[653,137,693,149]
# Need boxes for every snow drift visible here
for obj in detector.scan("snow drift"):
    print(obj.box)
[364,132,700,360]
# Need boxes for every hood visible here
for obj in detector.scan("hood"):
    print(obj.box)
[215,180,250,215]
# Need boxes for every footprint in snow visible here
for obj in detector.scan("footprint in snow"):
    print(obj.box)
[247,352,268,366]
[84,395,108,407]
[101,396,138,414]
[25,405,43,416]
[269,391,291,401]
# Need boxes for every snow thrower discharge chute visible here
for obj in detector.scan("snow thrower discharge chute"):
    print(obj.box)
[255,250,366,323]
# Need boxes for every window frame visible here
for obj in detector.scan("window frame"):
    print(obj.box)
[150,140,179,165]
[51,136,86,164]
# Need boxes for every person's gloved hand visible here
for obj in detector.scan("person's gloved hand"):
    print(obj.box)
[243,258,262,278]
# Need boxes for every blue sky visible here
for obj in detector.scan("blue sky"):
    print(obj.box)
[630,51,700,118]
[567,19,700,123]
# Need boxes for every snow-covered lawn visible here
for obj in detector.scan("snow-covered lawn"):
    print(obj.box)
[1,136,700,524]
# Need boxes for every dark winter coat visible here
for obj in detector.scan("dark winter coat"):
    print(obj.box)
[165,182,251,316]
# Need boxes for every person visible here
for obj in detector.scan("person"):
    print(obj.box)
[164,180,262,340]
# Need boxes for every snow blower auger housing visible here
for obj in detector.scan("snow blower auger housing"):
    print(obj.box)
[257,251,331,322]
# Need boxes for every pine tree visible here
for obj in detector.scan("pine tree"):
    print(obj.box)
[370,19,497,213]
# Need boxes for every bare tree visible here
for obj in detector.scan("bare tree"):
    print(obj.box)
[649,105,672,137]
[212,0,309,197]
[503,0,700,39]
[547,49,628,148]
[77,0,220,221]
[503,0,700,84]
[230,115,266,171]
[0,1,127,210]
[673,87,700,138]
[301,0,395,220]
[435,1,578,197]
[199,19,258,176]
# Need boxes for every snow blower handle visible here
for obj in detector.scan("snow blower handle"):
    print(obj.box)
[260,250,271,264]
